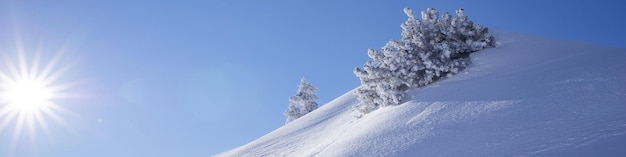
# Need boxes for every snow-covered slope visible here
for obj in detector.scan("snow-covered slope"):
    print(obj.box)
[215,31,626,156]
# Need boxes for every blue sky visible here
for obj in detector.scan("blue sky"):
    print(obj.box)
[0,0,623,156]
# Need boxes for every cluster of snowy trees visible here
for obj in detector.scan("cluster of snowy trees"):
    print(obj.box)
[284,78,319,124]
[353,8,496,114]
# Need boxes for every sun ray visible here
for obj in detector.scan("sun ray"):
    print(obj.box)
[5,58,21,83]
[17,46,29,81]
[36,52,61,83]
[28,53,41,81]
[33,110,52,139]
[0,108,18,132]
[40,62,72,89]
[45,86,79,100]
[40,103,72,131]
[11,113,26,149]
[37,40,71,82]
[27,112,38,144]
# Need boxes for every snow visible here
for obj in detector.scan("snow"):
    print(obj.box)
[214,30,626,156]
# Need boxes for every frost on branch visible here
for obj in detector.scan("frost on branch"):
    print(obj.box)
[284,78,319,124]
[354,7,495,114]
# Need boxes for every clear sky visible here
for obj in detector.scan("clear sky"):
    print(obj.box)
[0,0,623,156]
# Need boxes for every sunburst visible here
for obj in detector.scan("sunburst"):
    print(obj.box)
[0,40,74,154]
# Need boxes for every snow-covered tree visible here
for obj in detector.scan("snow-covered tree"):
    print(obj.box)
[284,78,319,124]
[354,7,495,114]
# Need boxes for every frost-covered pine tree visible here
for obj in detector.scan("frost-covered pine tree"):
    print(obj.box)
[284,78,319,124]
[354,7,495,114]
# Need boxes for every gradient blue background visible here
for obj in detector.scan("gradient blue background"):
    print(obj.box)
[0,0,623,156]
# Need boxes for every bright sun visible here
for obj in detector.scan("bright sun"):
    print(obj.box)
[5,80,53,113]
[0,46,73,153]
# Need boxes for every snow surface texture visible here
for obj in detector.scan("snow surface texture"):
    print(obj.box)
[215,31,626,157]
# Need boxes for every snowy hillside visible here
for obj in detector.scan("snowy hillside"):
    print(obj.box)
[215,31,626,156]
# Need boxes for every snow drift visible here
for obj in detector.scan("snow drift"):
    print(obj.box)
[215,31,626,156]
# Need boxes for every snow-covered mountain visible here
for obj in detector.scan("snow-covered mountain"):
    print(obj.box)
[215,31,626,156]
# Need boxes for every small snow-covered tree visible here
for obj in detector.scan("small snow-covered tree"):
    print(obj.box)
[284,78,319,124]
[354,7,495,114]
